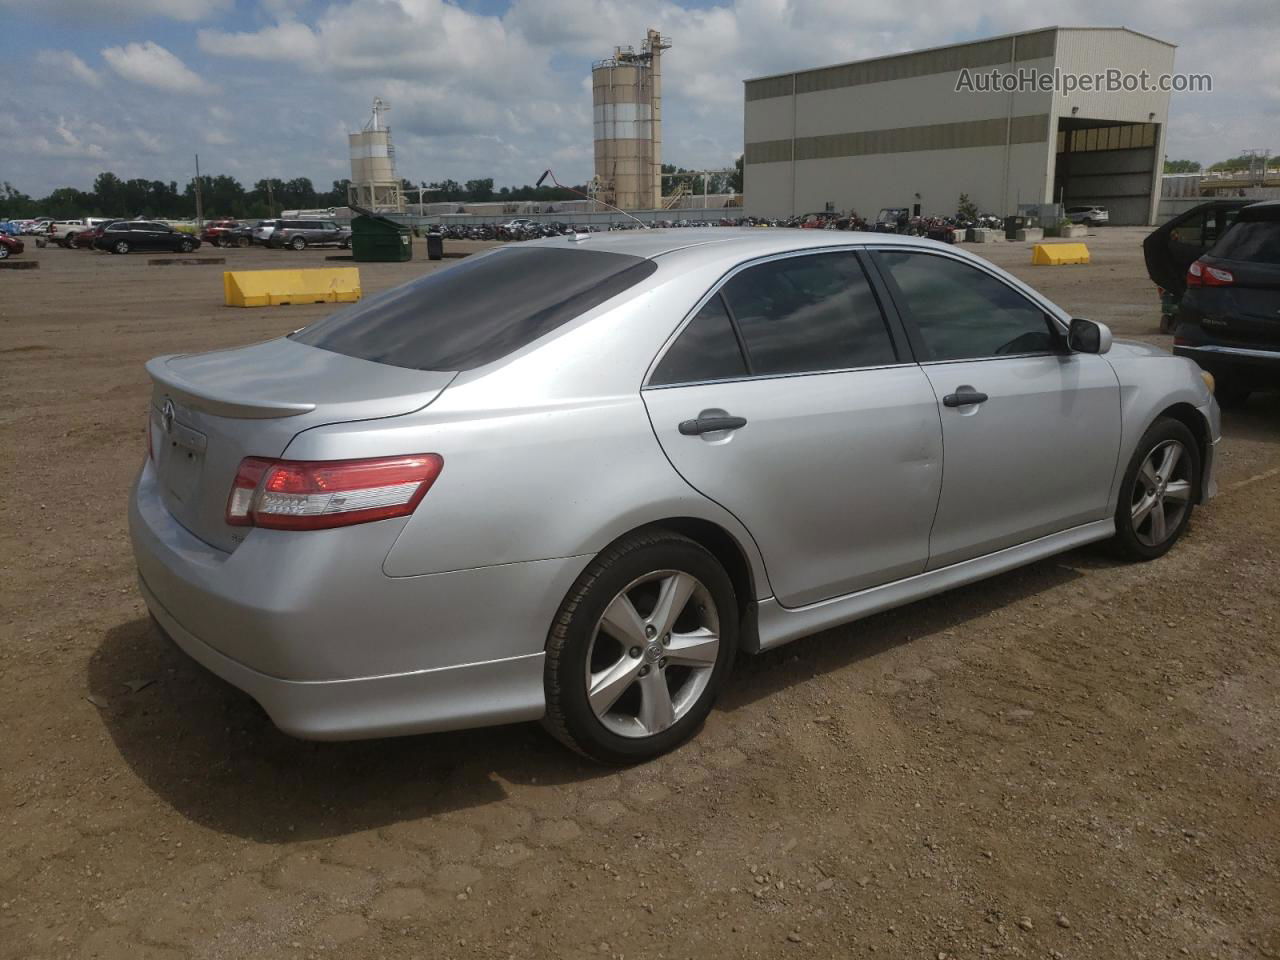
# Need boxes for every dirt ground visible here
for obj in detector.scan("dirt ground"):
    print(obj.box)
[1,230,1278,960]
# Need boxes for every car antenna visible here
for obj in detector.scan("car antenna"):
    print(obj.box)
[536,169,650,230]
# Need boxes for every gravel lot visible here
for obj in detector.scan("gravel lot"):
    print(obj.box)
[1,229,1277,960]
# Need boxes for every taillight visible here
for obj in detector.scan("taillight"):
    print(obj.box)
[1186,260,1234,287]
[225,454,442,530]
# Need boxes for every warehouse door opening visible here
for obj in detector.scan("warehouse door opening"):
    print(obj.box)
[1053,119,1160,226]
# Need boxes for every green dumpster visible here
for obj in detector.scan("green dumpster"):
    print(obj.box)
[349,205,412,262]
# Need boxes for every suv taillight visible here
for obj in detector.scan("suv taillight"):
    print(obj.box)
[1186,260,1234,287]
[225,454,442,530]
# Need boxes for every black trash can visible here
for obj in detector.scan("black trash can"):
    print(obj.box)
[426,233,443,261]
[1003,215,1027,240]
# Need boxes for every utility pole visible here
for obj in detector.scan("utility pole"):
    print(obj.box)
[193,154,204,229]
[266,180,275,217]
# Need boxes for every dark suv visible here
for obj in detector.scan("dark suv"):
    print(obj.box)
[94,221,201,255]
[1173,200,1280,407]
[266,219,351,250]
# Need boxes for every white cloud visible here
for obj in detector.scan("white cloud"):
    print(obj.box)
[0,0,233,21]
[102,41,209,95]
[197,20,321,60]
[34,50,100,87]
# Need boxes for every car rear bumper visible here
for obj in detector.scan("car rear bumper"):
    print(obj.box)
[1174,342,1280,374]
[129,463,589,739]
[141,576,545,740]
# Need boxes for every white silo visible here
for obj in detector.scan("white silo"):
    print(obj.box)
[592,29,670,211]
[348,98,405,212]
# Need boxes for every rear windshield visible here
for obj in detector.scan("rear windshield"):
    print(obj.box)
[292,246,658,371]
[1209,220,1280,264]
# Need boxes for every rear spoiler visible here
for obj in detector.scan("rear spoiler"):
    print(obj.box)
[145,355,316,419]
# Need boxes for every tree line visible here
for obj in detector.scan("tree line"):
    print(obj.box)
[0,156,746,221]
[1164,155,1280,174]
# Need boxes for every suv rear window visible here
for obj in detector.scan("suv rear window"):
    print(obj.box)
[1209,220,1280,265]
[292,247,658,371]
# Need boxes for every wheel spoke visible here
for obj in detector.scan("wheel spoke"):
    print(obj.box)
[1131,492,1158,526]
[1149,501,1168,542]
[1139,459,1159,490]
[1158,443,1183,480]
[664,628,719,668]
[649,573,697,638]
[637,671,676,734]
[599,592,649,647]
[1164,479,1192,502]
[588,655,642,715]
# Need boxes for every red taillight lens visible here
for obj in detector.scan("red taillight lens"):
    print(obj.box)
[1186,260,1234,288]
[225,454,442,530]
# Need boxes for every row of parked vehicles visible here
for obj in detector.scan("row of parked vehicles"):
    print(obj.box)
[201,218,352,250]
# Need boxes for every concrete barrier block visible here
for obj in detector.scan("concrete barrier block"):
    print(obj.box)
[1032,242,1090,265]
[223,267,362,307]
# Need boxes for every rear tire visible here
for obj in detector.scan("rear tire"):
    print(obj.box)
[113,240,130,255]
[543,530,737,764]
[1111,417,1200,562]
[237,236,250,248]
[0,246,8,259]
[290,236,307,251]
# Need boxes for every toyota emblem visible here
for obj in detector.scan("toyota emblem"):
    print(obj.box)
[161,398,176,435]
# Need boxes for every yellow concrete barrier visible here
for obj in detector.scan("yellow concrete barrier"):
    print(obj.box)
[1032,242,1090,265]
[223,267,362,307]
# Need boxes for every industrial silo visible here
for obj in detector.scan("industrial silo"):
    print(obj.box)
[347,98,405,213]
[592,29,670,211]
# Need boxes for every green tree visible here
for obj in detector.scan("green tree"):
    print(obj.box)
[730,154,743,194]
[1163,159,1202,173]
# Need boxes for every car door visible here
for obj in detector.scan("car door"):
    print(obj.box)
[641,250,944,608]
[870,248,1121,569]
[133,222,166,251]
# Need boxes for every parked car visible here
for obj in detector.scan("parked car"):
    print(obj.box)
[1143,200,1250,331]
[94,221,201,254]
[267,219,351,250]
[0,234,24,259]
[251,219,281,245]
[48,219,87,247]
[1172,200,1280,408]
[131,230,1219,763]
[71,220,125,249]
[215,222,255,248]
[1065,205,1110,226]
[874,208,910,232]
[201,219,242,247]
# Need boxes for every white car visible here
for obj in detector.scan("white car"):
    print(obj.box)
[1066,205,1110,226]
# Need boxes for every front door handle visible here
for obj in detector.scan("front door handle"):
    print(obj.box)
[942,388,989,407]
[678,414,748,436]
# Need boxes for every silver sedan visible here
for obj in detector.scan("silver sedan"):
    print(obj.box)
[130,229,1219,763]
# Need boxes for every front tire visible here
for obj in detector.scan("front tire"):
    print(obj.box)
[543,530,737,764]
[179,238,194,253]
[1112,417,1200,561]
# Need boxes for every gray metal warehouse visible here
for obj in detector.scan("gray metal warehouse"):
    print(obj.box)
[743,27,1174,225]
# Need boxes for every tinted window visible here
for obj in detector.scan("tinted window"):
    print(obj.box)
[650,295,748,385]
[878,251,1055,361]
[1170,212,1206,247]
[1209,220,1280,264]
[720,252,896,375]
[293,247,657,372]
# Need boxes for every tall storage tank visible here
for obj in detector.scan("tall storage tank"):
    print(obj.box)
[347,99,405,212]
[592,30,669,211]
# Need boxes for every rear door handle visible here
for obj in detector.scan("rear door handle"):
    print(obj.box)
[678,414,748,436]
[942,389,989,407]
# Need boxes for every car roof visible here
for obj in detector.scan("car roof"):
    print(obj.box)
[520,227,949,261]
[1238,200,1280,222]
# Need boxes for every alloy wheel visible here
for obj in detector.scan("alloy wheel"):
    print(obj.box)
[585,570,720,739]
[1130,439,1193,547]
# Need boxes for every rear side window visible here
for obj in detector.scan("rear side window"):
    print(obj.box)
[293,247,657,371]
[651,295,748,385]
[720,252,897,375]
[1210,220,1280,264]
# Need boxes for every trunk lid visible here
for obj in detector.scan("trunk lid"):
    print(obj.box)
[1195,257,1280,350]
[146,337,455,552]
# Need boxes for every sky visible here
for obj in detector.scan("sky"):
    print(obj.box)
[0,0,1276,197]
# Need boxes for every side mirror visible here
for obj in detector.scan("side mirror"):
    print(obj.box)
[1068,317,1112,354]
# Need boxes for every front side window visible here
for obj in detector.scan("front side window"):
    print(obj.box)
[719,252,897,376]
[293,247,657,372]
[650,295,748,386]
[876,251,1056,361]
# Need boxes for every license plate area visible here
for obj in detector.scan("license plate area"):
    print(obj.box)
[155,410,208,507]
